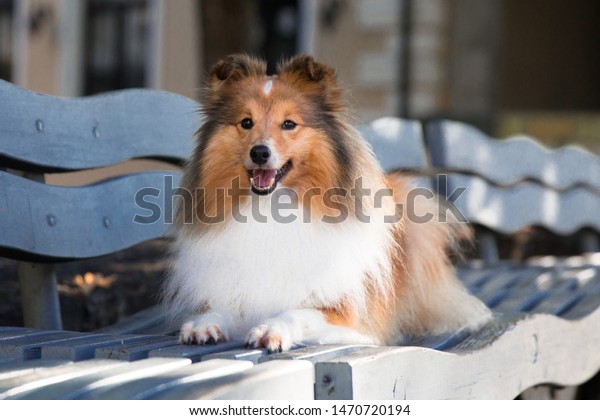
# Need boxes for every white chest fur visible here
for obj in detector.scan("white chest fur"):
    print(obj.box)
[167,194,393,335]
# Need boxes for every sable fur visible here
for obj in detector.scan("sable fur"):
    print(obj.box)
[163,54,491,350]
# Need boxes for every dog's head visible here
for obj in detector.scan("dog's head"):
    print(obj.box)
[195,54,354,198]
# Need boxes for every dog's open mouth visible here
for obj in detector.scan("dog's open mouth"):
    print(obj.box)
[248,160,292,195]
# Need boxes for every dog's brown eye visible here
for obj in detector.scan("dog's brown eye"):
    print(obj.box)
[281,120,297,130]
[241,118,254,130]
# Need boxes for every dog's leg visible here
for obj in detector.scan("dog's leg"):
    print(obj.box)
[179,310,230,345]
[245,308,375,353]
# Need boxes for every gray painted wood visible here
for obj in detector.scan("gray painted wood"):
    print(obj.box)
[152,360,314,400]
[40,334,158,361]
[201,348,269,364]
[446,174,600,235]
[85,359,253,399]
[426,119,600,190]
[0,328,38,340]
[94,336,179,361]
[359,117,428,172]
[0,360,70,381]
[40,334,122,361]
[260,344,373,364]
[315,306,600,399]
[17,262,62,329]
[0,79,196,172]
[0,359,120,399]
[0,331,84,360]
[16,357,190,400]
[96,306,177,335]
[0,170,181,261]
[148,342,245,363]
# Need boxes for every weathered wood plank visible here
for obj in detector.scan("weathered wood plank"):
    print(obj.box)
[94,336,179,361]
[152,360,314,400]
[315,308,600,399]
[40,334,128,361]
[359,117,427,172]
[446,174,600,234]
[201,348,269,364]
[0,331,84,360]
[148,342,244,363]
[96,306,176,335]
[260,344,373,364]
[86,359,253,399]
[0,360,70,381]
[426,119,600,190]
[15,357,190,400]
[0,170,181,261]
[0,359,120,399]
[0,79,196,172]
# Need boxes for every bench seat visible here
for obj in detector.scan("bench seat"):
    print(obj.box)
[2,253,599,399]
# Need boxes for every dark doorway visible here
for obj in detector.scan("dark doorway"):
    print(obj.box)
[501,0,600,110]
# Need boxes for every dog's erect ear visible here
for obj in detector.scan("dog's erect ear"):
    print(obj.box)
[277,55,336,83]
[209,54,266,88]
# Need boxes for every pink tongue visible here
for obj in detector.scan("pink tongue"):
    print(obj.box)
[253,169,277,189]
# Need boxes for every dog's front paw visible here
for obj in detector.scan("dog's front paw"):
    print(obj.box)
[180,318,228,345]
[244,324,292,353]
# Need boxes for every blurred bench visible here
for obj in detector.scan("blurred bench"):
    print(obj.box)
[1,80,600,399]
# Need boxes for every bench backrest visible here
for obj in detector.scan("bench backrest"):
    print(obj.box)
[358,117,432,190]
[0,80,198,261]
[425,120,600,263]
[0,80,198,329]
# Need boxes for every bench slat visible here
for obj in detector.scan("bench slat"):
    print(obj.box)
[447,174,600,234]
[0,360,120,399]
[426,120,600,190]
[87,359,253,400]
[15,357,190,400]
[151,360,314,400]
[359,117,427,172]
[0,80,196,172]
[0,170,181,261]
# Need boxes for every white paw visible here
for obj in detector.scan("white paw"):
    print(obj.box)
[244,323,293,353]
[179,313,229,345]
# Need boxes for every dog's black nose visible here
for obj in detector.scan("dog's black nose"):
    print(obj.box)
[250,145,271,165]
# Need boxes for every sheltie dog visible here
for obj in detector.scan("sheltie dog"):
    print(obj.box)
[163,54,491,352]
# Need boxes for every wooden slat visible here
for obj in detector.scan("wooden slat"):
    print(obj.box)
[315,307,600,399]
[152,360,314,400]
[94,336,179,361]
[0,360,70,381]
[16,357,190,400]
[426,119,600,190]
[201,348,269,364]
[0,170,181,261]
[446,174,600,234]
[0,328,39,340]
[148,342,245,363]
[0,79,196,172]
[260,344,373,364]
[40,334,144,361]
[86,359,253,399]
[0,331,84,361]
[96,306,177,335]
[359,117,427,172]
[0,360,120,399]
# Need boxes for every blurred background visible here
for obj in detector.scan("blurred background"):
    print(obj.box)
[1,0,600,152]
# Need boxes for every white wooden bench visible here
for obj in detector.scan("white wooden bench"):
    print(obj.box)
[1,81,599,399]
